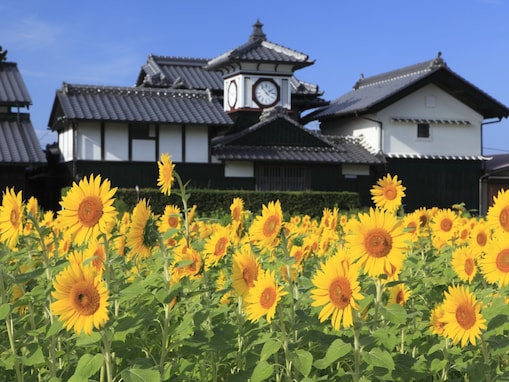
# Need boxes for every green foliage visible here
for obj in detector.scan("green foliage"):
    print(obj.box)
[115,187,360,218]
[1,175,509,382]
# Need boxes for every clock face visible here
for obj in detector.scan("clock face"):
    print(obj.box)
[227,80,237,108]
[254,79,279,107]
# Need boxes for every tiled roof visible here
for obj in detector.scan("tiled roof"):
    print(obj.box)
[0,113,46,163]
[0,61,32,106]
[50,83,233,127]
[212,107,383,164]
[136,54,323,99]
[386,153,488,161]
[307,53,509,121]
[205,20,314,71]
[138,56,224,91]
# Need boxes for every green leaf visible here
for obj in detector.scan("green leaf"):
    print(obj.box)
[75,331,101,346]
[260,338,281,362]
[120,368,160,382]
[0,303,11,320]
[381,303,407,325]
[251,360,274,382]
[363,348,395,371]
[46,319,63,338]
[290,349,313,377]
[23,346,45,366]
[430,358,448,373]
[68,354,104,381]
[314,338,352,369]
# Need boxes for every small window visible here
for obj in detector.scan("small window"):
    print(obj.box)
[417,123,430,138]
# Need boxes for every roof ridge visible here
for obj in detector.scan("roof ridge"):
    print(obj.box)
[353,53,446,90]
[62,83,214,99]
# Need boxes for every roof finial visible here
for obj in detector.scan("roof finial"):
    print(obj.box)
[250,19,266,42]
[0,46,7,62]
[430,51,445,68]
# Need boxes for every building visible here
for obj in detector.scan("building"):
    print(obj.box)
[47,23,509,212]
[48,21,384,206]
[0,47,47,206]
[306,52,509,212]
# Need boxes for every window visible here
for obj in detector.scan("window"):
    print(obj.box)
[129,124,158,161]
[255,165,310,191]
[417,123,430,138]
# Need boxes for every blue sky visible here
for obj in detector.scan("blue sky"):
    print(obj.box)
[2,0,509,154]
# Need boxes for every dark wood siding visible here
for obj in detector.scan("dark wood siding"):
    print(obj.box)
[386,158,483,212]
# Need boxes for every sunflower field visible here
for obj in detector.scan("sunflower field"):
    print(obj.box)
[1,154,509,382]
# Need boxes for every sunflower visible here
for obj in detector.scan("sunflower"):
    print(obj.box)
[310,251,363,330]
[0,187,24,248]
[430,303,446,336]
[126,199,158,261]
[244,269,286,323]
[468,218,490,257]
[82,238,107,273]
[451,246,477,283]
[157,153,175,196]
[344,208,410,278]
[51,261,109,335]
[249,200,283,249]
[370,174,406,213]
[388,283,411,306]
[232,244,261,297]
[171,242,203,283]
[58,174,117,245]
[441,285,486,347]
[479,234,509,287]
[429,208,459,246]
[487,188,509,235]
[230,197,244,222]
[158,204,181,233]
[203,225,231,269]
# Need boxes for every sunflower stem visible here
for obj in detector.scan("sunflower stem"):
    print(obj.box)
[352,319,361,382]
[373,277,383,325]
[0,266,23,382]
[101,329,114,382]
[277,303,292,382]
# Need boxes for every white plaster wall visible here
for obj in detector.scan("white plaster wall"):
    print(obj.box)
[132,140,156,161]
[159,125,183,162]
[342,164,370,176]
[322,116,381,151]
[77,122,101,160]
[378,84,483,156]
[224,161,254,177]
[104,123,128,161]
[59,127,73,162]
[185,125,208,163]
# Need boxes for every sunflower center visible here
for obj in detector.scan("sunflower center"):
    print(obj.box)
[242,266,257,288]
[78,196,104,227]
[407,221,417,234]
[71,281,101,316]
[496,249,509,273]
[232,207,241,221]
[328,277,352,309]
[464,257,475,276]
[383,185,397,201]
[10,207,21,227]
[440,218,453,232]
[455,302,476,330]
[260,287,276,309]
[419,215,428,227]
[214,237,228,257]
[263,216,280,238]
[167,216,179,228]
[364,229,392,258]
[499,206,509,232]
[396,290,405,305]
[476,232,488,247]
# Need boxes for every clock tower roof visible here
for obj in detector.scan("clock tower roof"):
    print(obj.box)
[205,20,314,72]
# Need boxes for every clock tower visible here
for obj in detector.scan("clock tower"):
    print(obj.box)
[206,20,313,114]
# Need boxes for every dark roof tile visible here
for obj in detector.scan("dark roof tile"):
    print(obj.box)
[0,62,32,106]
[0,114,46,163]
[51,84,233,127]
